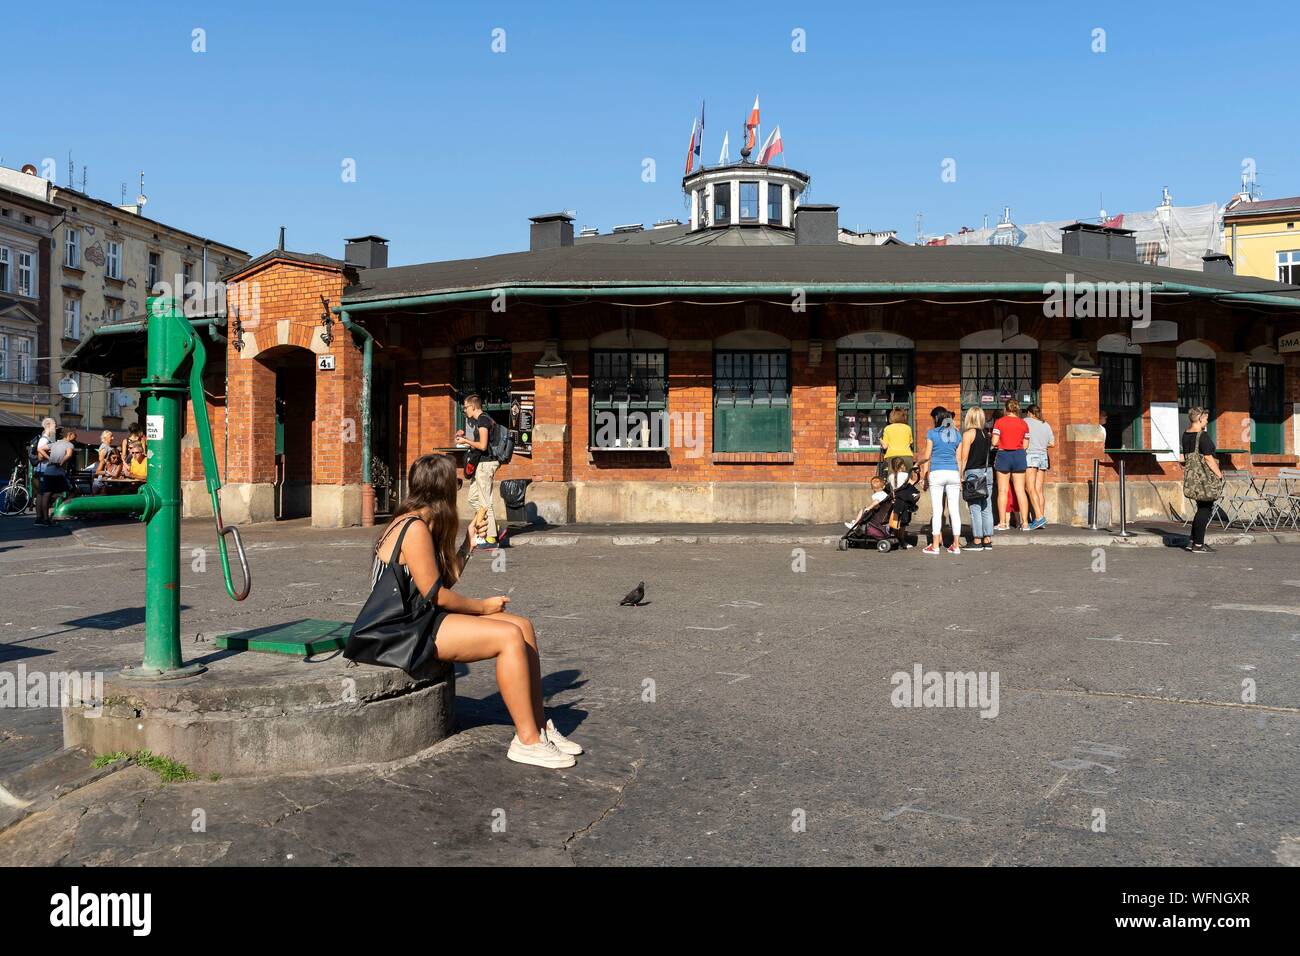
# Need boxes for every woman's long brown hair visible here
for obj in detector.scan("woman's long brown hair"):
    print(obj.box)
[380,453,462,586]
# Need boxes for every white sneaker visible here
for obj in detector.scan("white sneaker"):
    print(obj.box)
[507,733,576,769]
[545,719,583,756]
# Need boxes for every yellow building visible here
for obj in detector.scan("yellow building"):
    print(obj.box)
[1222,194,1300,282]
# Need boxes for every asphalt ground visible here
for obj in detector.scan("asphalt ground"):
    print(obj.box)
[0,514,1296,866]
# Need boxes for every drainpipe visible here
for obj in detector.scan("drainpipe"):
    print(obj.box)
[339,309,375,526]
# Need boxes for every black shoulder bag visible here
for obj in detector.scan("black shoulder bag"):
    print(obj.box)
[344,517,445,680]
[962,432,992,503]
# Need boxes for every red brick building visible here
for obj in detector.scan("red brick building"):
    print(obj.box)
[68,164,1300,528]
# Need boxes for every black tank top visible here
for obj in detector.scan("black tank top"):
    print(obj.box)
[966,429,992,469]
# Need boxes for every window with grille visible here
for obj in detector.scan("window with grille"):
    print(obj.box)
[714,350,790,452]
[837,349,914,450]
[960,350,1037,412]
[590,349,669,449]
[1248,362,1284,454]
[1099,352,1142,449]
[1177,357,1216,438]
[454,339,512,433]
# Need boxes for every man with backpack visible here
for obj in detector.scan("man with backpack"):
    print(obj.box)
[456,393,512,551]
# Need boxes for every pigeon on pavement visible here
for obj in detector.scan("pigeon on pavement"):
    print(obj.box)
[620,582,645,607]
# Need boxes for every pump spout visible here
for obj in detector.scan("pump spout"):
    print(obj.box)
[53,488,155,521]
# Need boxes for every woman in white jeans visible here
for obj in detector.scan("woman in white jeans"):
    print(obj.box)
[919,406,967,555]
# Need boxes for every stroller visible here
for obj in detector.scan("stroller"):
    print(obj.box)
[838,478,920,553]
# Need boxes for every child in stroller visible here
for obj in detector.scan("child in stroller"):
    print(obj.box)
[839,461,919,552]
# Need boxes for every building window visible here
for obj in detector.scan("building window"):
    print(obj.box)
[148,251,162,291]
[960,350,1037,412]
[16,338,31,383]
[106,240,122,279]
[714,350,790,452]
[589,348,668,449]
[182,261,194,290]
[0,334,7,380]
[1278,250,1300,285]
[767,183,783,224]
[64,299,81,340]
[713,183,732,225]
[1248,363,1285,454]
[16,251,33,297]
[0,246,9,292]
[739,182,759,222]
[1177,357,1215,436]
[65,228,81,268]
[1099,352,1142,449]
[453,337,511,433]
[108,304,122,325]
[837,349,914,449]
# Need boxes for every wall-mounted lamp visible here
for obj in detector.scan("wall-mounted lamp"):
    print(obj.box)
[319,296,334,347]
[230,308,245,352]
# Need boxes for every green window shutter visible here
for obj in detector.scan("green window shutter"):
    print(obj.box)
[715,406,791,452]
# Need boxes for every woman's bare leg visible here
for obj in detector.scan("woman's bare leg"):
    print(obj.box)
[493,612,545,729]
[1011,472,1028,526]
[995,471,1010,528]
[435,614,541,743]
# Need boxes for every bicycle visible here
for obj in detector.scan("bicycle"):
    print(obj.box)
[0,459,32,517]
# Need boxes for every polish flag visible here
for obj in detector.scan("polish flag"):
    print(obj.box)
[744,96,760,153]
[685,116,698,175]
[758,126,783,165]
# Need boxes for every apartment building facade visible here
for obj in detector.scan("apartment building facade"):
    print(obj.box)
[0,167,59,429]
[48,183,247,435]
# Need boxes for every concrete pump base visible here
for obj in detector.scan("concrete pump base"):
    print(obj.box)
[62,649,454,778]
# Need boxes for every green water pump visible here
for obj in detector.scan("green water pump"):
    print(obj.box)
[55,296,250,679]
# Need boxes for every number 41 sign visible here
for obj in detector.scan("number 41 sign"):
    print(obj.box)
[317,355,336,371]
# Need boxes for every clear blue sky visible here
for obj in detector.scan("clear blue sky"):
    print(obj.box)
[6,0,1295,264]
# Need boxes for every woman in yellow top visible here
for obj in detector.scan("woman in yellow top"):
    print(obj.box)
[878,407,914,479]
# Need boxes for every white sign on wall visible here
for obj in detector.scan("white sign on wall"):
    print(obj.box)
[1149,402,1180,462]
[1278,333,1300,354]
[317,354,336,371]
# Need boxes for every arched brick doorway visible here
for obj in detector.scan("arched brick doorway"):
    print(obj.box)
[267,346,317,519]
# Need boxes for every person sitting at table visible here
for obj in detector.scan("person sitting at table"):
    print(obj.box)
[126,446,148,482]
[94,449,129,493]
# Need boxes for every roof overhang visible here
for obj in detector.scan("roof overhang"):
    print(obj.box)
[339,280,1300,314]
[62,317,227,378]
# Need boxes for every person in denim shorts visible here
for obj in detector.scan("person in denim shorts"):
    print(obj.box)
[1024,404,1055,529]
[991,400,1029,531]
